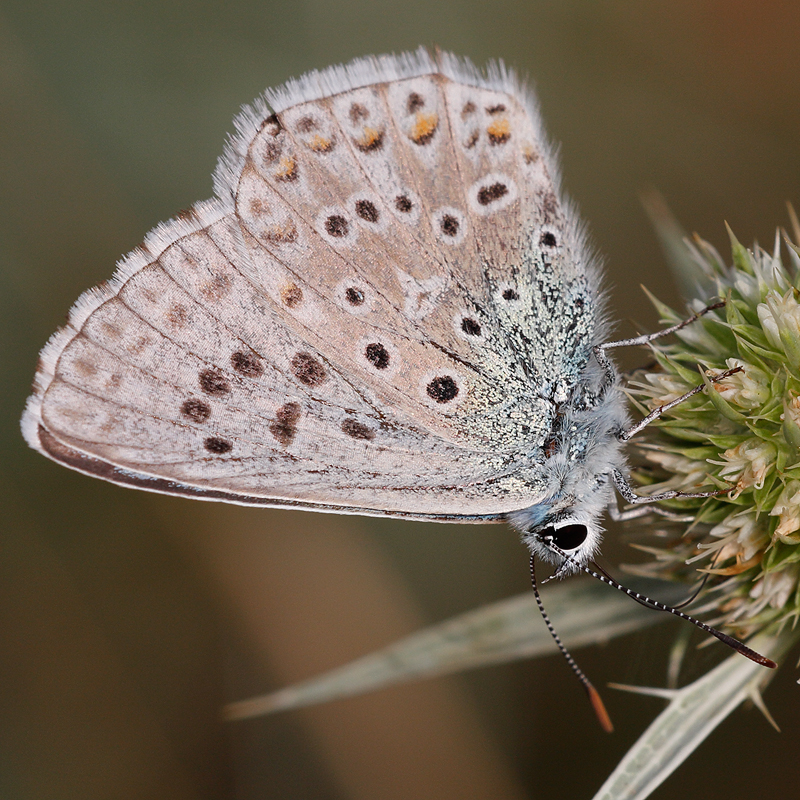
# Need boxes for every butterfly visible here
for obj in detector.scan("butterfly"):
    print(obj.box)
[23,49,777,702]
[22,47,629,565]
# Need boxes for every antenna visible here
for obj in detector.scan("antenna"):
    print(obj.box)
[539,536,776,669]
[530,556,614,732]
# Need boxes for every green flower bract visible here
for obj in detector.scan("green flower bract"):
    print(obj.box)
[628,225,800,636]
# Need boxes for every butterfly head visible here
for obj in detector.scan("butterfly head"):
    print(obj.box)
[521,511,604,574]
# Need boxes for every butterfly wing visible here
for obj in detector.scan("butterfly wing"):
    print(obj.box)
[22,49,603,520]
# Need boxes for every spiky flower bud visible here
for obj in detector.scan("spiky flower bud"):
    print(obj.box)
[628,223,800,636]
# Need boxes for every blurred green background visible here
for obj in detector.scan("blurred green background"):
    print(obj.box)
[2,2,799,798]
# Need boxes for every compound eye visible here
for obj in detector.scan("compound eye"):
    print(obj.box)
[551,523,588,552]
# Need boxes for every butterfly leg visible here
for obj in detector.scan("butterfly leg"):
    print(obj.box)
[611,468,727,505]
[618,365,742,441]
[592,299,725,389]
[606,497,694,522]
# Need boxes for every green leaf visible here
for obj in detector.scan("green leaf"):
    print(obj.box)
[765,542,800,568]
[702,372,749,423]
[725,223,753,271]
[705,433,747,449]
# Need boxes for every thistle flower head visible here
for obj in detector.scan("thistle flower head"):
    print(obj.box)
[629,222,800,636]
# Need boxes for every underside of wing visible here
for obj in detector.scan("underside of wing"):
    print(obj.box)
[22,48,605,520]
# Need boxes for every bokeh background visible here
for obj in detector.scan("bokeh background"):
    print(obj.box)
[2,2,799,798]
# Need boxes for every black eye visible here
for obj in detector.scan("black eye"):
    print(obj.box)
[550,524,588,551]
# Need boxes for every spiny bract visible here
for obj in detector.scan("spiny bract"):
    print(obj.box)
[629,222,800,638]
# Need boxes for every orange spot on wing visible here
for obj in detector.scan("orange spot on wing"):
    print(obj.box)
[262,220,298,244]
[411,112,438,144]
[308,134,333,153]
[487,117,511,145]
[355,126,383,151]
[274,155,297,181]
